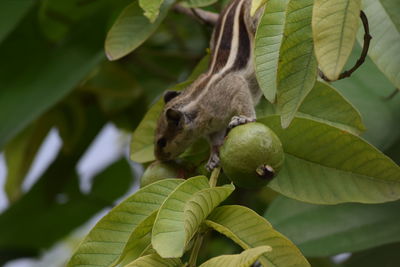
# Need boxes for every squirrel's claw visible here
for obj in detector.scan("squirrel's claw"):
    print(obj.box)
[206,148,220,172]
[228,115,255,129]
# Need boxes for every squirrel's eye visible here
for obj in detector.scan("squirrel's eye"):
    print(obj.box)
[157,138,167,148]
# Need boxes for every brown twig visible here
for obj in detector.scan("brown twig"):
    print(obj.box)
[173,4,219,26]
[385,88,399,100]
[320,10,372,82]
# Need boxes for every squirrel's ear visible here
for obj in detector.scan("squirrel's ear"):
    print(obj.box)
[163,91,181,103]
[166,108,182,125]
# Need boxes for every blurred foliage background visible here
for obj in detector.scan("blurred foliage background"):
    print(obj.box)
[0,0,399,266]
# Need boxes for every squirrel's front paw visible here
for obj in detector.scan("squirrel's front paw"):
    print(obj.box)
[206,153,220,172]
[228,115,255,129]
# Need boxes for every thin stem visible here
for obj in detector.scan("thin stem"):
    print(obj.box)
[209,167,221,187]
[385,88,399,100]
[320,10,372,82]
[186,168,220,266]
[188,234,204,267]
[173,4,219,26]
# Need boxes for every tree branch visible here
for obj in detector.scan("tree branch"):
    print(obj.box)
[173,4,219,26]
[320,10,372,82]
[385,88,399,100]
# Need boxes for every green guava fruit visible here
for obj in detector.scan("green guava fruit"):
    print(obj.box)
[220,122,284,188]
[140,161,185,187]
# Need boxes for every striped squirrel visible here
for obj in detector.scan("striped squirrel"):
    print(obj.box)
[155,0,263,170]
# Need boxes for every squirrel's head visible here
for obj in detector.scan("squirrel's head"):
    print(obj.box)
[154,90,198,161]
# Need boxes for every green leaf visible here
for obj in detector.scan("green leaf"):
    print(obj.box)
[258,115,400,204]
[124,253,182,267]
[130,55,210,163]
[206,205,310,267]
[296,81,365,134]
[312,0,361,80]
[254,0,290,103]
[251,0,267,16]
[381,0,400,32]
[184,184,235,241]
[67,179,183,267]
[199,246,272,267]
[152,177,234,257]
[185,0,219,8]
[105,0,175,60]
[276,0,318,128]
[335,44,400,150]
[266,196,400,257]
[112,212,157,266]
[0,0,34,43]
[359,0,400,88]
[4,118,52,202]
[257,81,365,134]
[139,0,164,23]
[0,15,105,150]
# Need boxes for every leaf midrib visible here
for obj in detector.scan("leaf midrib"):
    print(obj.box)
[284,152,400,184]
[334,0,351,74]
[205,220,276,267]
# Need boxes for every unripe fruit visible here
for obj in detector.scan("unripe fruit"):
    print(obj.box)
[220,122,284,188]
[140,161,185,187]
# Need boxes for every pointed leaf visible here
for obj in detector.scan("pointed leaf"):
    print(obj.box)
[296,81,365,134]
[255,0,290,103]
[312,0,361,80]
[358,0,400,89]
[125,253,182,267]
[139,0,164,23]
[199,246,272,267]
[251,0,267,17]
[266,196,400,257]
[276,0,318,128]
[258,115,400,204]
[152,177,234,257]
[67,179,183,267]
[206,205,310,267]
[105,0,175,60]
[257,81,365,134]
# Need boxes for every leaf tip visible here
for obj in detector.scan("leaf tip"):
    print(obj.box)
[280,115,293,129]
[105,50,116,61]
